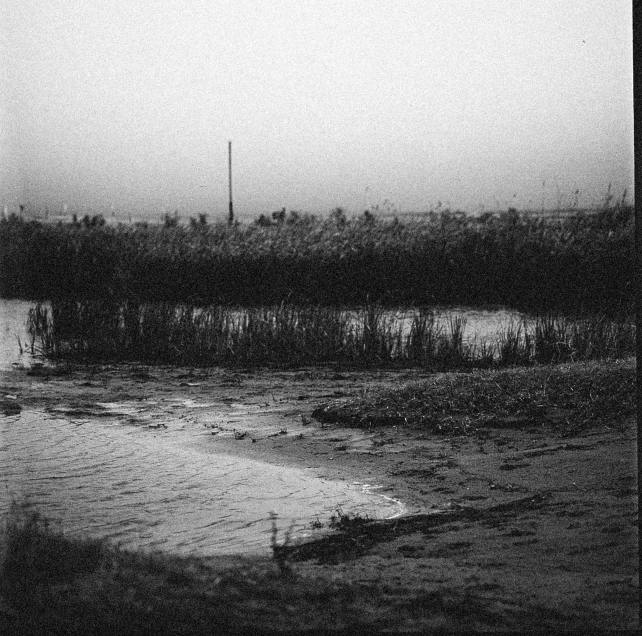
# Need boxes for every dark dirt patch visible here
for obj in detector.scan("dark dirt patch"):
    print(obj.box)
[285,493,551,564]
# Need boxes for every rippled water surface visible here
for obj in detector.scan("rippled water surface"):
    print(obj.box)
[0,299,524,556]
[1,408,402,555]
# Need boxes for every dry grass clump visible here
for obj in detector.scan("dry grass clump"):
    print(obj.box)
[312,358,636,435]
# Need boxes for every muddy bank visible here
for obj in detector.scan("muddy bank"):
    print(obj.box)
[1,361,638,631]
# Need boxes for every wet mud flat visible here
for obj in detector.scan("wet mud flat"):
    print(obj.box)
[283,428,638,630]
[0,362,638,631]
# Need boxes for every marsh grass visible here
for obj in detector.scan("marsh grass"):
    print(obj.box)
[27,300,635,369]
[496,320,532,366]
[1,205,634,312]
[311,358,636,434]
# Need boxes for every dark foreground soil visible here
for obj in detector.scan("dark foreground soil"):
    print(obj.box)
[0,361,638,633]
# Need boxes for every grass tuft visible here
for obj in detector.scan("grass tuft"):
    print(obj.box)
[311,358,636,435]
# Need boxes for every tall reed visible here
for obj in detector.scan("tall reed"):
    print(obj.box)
[27,301,635,369]
[1,205,634,313]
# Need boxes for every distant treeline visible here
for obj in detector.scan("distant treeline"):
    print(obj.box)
[0,206,634,313]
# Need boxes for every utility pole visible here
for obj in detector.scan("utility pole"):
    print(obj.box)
[228,141,234,225]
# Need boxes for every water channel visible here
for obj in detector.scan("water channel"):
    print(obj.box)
[1,299,524,557]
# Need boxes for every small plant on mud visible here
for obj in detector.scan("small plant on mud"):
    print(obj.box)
[269,512,295,578]
[329,507,372,532]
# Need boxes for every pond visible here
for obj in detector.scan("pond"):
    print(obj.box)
[0,299,524,557]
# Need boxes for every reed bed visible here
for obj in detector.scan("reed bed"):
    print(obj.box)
[0,205,634,313]
[27,301,635,369]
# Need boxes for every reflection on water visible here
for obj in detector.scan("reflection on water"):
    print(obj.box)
[0,299,37,370]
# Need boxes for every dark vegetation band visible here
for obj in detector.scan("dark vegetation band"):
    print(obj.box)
[0,206,634,313]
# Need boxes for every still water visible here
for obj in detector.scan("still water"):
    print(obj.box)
[0,300,523,557]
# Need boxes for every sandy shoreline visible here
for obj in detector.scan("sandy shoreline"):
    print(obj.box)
[1,362,638,631]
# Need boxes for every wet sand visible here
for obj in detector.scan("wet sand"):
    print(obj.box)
[1,362,638,631]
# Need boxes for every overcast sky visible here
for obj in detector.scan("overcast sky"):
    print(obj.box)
[1,0,633,220]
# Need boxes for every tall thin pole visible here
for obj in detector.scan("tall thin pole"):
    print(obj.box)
[228,141,234,225]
